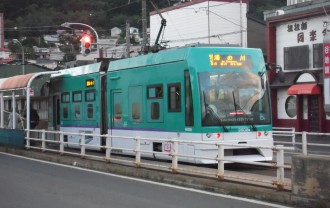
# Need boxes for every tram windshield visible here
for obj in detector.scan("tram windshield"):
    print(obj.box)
[199,70,271,126]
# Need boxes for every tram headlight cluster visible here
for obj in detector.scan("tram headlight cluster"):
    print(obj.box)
[206,133,222,139]
[257,131,269,137]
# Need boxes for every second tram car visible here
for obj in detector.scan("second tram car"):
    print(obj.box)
[48,45,273,164]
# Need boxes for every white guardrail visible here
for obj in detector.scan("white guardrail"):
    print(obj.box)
[273,127,330,156]
[25,129,293,191]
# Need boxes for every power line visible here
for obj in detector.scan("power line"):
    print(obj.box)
[153,30,246,44]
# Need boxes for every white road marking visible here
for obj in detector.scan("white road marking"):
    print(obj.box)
[0,152,292,208]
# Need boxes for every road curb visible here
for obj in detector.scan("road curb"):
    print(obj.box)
[0,146,316,207]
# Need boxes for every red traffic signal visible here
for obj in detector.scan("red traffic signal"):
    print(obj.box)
[82,35,91,43]
[81,35,92,55]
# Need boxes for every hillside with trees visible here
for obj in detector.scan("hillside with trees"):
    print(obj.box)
[1,0,286,62]
[1,0,286,39]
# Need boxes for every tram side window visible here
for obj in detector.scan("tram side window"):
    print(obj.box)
[185,70,194,126]
[168,83,181,112]
[114,103,122,120]
[147,85,163,99]
[113,92,122,124]
[151,103,160,119]
[61,92,70,103]
[132,103,140,119]
[73,91,82,119]
[129,86,143,122]
[62,106,68,119]
[61,92,70,119]
[85,90,95,119]
[147,85,163,120]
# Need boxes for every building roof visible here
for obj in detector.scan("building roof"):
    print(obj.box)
[150,0,248,15]
[264,0,330,22]
[0,57,15,64]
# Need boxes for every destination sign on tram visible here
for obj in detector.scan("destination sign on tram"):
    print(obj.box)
[86,79,95,87]
[209,54,250,68]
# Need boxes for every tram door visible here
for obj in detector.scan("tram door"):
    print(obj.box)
[308,96,319,132]
[53,95,60,131]
[110,90,123,133]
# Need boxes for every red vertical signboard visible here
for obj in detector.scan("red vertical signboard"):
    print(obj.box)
[324,43,330,77]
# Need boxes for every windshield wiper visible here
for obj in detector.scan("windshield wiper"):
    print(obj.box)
[232,91,257,131]
[258,71,265,89]
[206,105,229,132]
[251,124,257,131]
[232,91,238,118]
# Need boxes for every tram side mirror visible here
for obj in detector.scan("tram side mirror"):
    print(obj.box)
[266,63,285,83]
[277,66,285,83]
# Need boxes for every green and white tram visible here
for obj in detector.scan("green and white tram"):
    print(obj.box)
[49,45,273,164]
[106,45,272,163]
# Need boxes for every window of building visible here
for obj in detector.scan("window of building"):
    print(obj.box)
[168,83,181,112]
[313,43,323,68]
[284,45,309,70]
[285,96,297,118]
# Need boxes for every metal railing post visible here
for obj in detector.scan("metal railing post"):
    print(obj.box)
[105,135,111,161]
[302,131,307,156]
[291,128,296,150]
[59,133,64,154]
[276,145,285,191]
[171,140,178,173]
[41,130,46,152]
[26,130,30,149]
[217,144,225,180]
[135,136,141,167]
[80,134,85,157]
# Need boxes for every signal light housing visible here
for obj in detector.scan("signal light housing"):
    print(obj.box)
[81,35,92,55]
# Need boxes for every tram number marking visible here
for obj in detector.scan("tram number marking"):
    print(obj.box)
[164,142,172,152]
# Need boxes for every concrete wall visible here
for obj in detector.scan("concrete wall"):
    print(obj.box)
[292,155,330,207]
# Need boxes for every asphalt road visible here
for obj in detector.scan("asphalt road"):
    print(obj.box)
[0,152,290,208]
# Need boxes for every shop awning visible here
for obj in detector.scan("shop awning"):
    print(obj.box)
[288,83,320,95]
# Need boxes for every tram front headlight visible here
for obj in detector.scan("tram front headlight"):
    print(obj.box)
[206,133,212,138]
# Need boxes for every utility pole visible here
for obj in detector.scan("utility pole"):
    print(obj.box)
[126,20,131,58]
[208,0,210,44]
[240,0,243,47]
[142,0,147,52]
